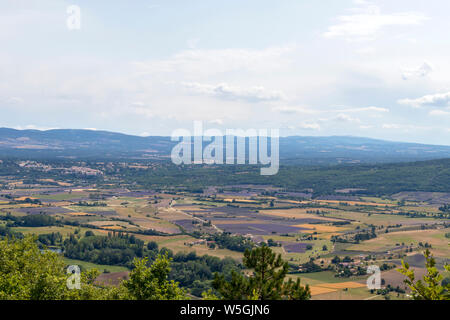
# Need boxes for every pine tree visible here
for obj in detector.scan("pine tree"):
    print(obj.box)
[398,249,450,300]
[212,245,310,300]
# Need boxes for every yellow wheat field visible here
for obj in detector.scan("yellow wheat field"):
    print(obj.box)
[292,223,342,233]
[261,208,341,221]
[223,198,259,203]
[315,200,395,207]
[309,286,338,295]
[102,225,124,230]
[15,196,38,201]
[66,212,92,216]
[317,281,366,289]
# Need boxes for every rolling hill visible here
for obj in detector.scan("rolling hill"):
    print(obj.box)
[1,127,450,164]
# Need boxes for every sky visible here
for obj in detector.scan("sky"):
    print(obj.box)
[2,0,450,145]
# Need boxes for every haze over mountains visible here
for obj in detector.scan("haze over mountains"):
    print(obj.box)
[1,127,450,165]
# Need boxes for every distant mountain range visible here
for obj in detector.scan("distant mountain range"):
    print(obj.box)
[1,127,450,164]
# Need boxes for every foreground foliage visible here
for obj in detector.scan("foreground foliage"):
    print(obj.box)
[1,237,306,300]
[398,249,450,300]
[211,245,310,300]
[0,236,186,300]
[123,256,185,300]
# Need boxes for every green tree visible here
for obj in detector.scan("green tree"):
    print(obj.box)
[123,255,186,300]
[397,249,450,300]
[0,236,113,300]
[0,236,68,299]
[0,236,185,300]
[211,268,252,299]
[212,245,310,300]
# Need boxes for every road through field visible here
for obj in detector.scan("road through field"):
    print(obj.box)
[169,201,223,233]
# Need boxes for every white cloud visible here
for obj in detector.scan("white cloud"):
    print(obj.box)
[337,106,389,113]
[147,4,161,10]
[398,92,450,108]
[381,123,432,131]
[429,109,450,116]
[7,96,24,104]
[299,122,321,130]
[208,119,224,125]
[134,46,294,77]
[187,38,200,49]
[314,113,361,127]
[130,101,146,107]
[333,113,361,123]
[13,125,58,131]
[401,62,433,80]
[272,105,316,114]
[382,123,402,129]
[324,4,428,41]
[353,0,371,5]
[182,82,286,102]
[130,106,154,118]
[355,47,376,55]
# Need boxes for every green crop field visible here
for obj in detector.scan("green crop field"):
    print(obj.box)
[62,257,129,273]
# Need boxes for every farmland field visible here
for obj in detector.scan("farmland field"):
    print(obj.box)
[1,159,449,300]
[63,258,129,273]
